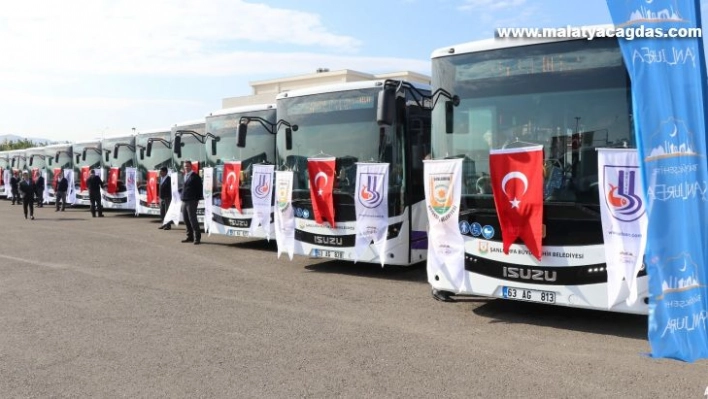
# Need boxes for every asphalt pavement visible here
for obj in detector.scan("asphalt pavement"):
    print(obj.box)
[0,200,705,398]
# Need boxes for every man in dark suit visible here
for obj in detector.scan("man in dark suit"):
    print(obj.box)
[10,171,19,205]
[35,173,45,207]
[180,161,203,244]
[87,169,104,217]
[18,171,35,220]
[158,166,172,230]
[56,170,69,212]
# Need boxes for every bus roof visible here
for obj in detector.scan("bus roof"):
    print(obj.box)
[276,80,431,100]
[431,24,615,59]
[136,127,171,135]
[207,104,275,118]
[173,118,205,128]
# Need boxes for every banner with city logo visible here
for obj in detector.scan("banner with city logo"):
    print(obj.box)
[597,148,647,308]
[607,0,708,361]
[274,170,295,260]
[250,164,275,239]
[353,162,389,266]
[423,158,465,291]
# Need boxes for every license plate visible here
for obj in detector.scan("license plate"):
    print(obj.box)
[226,229,249,237]
[311,248,344,259]
[502,286,556,304]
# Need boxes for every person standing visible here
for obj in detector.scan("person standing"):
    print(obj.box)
[55,170,69,212]
[35,173,45,208]
[180,161,203,244]
[10,171,19,205]
[158,166,172,230]
[18,171,35,220]
[87,170,104,217]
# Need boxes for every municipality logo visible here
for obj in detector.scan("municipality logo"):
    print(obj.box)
[276,181,289,211]
[357,172,384,209]
[254,173,270,199]
[428,173,454,216]
[603,166,645,222]
[617,0,687,27]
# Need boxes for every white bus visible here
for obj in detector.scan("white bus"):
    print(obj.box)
[275,80,432,266]
[43,144,74,203]
[72,139,103,206]
[136,128,173,216]
[206,104,276,238]
[429,33,647,313]
[101,134,137,211]
[172,119,207,223]
[0,151,10,198]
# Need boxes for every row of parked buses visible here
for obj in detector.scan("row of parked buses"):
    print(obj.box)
[0,30,649,314]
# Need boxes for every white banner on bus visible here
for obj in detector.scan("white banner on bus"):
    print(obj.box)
[597,148,647,308]
[353,163,389,266]
[125,167,137,215]
[274,171,294,260]
[250,164,275,240]
[65,169,76,204]
[163,171,182,226]
[203,167,214,235]
[3,169,10,195]
[42,170,49,204]
[424,158,466,292]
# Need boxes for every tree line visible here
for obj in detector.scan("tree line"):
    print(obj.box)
[0,139,49,151]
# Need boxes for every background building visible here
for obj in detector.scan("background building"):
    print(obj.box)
[222,69,431,108]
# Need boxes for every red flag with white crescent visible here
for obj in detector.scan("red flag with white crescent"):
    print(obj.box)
[146,170,158,204]
[80,166,89,192]
[489,145,544,260]
[191,161,199,174]
[107,167,119,194]
[32,168,39,182]
[53,168,61,190]
[221,162,242,212]
[308,157,336,227]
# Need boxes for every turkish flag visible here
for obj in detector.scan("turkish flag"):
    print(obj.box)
[32,168,39,182]
[146,170,158,204]
[80,166,90,192]
[191,161,199,174]
[107,167,119,194]
[489,145,544,260]
[53,168,61,190]
[221,162,242,212]
[308,157,336,227]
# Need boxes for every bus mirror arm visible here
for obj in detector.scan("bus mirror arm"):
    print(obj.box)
[431,88,460,134]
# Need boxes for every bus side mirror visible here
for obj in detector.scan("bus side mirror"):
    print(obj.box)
[211,139,218,156]
[174,136,182,158]
[29,157,34,166]
[105,151,110,162]
[146,141,153,157]
[377,88,396,126]
[11,159,15,167]
[139,148,145,160]
[82,149,87,161]
[285,128,293,151]
[55,153,60,163]
[113,146,119,159]
[237,123,247,148]
[445,100,455,134]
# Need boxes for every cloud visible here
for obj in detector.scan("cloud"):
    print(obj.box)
[0,0,364,77]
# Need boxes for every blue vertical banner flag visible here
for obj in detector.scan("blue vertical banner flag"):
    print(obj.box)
[606,0,708,361]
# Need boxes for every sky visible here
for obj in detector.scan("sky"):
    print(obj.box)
[0,0,700,143]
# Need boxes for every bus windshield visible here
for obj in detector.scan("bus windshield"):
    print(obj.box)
[431,38,633,205]
[207,109,275,189]
[277,88,404,197]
